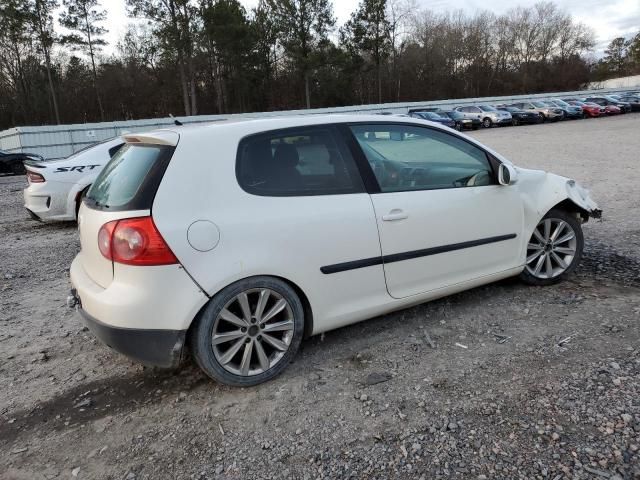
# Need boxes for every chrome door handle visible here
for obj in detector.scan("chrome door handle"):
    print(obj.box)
[382,210,408,221]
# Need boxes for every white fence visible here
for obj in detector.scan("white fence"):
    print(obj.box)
[1,86,637,160]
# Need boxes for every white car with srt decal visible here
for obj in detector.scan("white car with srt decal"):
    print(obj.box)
[68,115,601,386]
[23,137,124,221]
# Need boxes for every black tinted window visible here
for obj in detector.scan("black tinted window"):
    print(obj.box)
[236,126,364,196]
[350,124,495,192]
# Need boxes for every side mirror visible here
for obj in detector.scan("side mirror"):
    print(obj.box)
[498,163,517,185]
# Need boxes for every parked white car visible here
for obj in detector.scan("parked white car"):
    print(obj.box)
[23,137,124,221]
[68,115,601,386]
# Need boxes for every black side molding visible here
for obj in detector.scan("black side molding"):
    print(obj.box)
[321,233,517,274]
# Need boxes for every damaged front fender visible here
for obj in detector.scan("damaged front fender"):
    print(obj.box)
[514,168,602,233]
[565,179,602,219]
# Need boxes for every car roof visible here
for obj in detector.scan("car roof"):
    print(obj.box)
[131,114,456,145]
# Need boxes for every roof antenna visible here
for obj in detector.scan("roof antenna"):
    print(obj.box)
[169,114,183,126]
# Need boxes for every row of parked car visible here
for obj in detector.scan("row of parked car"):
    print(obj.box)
[406,93,640,130]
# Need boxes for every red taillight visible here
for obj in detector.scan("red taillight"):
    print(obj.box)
[97,217,178,266]
[26,171,45,183]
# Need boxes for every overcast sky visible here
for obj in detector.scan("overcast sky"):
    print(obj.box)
[99,0,639,57]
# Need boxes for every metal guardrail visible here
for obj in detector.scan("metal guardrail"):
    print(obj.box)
[1,85,638,160]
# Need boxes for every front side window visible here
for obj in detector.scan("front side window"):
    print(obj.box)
[236,126,363,196]
[350,124,495,193]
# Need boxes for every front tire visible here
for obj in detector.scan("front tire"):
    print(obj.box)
[519,209,584,286]
[482,117,492,128]
[190,276,305,386]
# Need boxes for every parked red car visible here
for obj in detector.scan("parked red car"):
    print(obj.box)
[564,100,602,118]
[602,104,622,115]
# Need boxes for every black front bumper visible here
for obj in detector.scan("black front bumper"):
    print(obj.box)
[78,307,186,368]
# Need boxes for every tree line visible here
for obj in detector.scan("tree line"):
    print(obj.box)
[0,0,637,130]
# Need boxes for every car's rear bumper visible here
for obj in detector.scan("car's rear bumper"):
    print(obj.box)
[24,182,76,221]
[69,253,208,366]
[72,296,186,368]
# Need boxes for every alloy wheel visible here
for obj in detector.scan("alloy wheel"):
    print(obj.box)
[211,288,295,376]
[525,218,578,279]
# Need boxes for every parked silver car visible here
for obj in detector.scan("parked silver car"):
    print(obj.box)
[510,101,564,122]
[454,105,512,128]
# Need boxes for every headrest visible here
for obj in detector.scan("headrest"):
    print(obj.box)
[273,143,299,168]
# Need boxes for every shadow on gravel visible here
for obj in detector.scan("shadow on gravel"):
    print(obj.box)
[0,363,208,447]
[578,240,640,286]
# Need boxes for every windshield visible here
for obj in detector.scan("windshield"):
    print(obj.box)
[532,101,547,108]
[479,105,497,112]
[553,99,569,106]
[86,143,173,210]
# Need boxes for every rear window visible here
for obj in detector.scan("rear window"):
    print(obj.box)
[85,144,174,211]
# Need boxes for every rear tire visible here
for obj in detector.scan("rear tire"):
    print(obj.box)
[519,209,584,287]
[190,276,305,387]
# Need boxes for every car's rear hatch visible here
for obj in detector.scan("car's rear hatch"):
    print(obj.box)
[78,131,179,288]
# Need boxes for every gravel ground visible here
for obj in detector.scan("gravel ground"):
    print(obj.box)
[1,114,639,480]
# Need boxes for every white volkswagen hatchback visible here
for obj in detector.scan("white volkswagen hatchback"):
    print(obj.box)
[69,115,601,386]
[24,137,124,221]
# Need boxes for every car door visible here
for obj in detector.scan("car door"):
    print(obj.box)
[346,123,524,299]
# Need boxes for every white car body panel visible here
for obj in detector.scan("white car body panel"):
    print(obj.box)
[70,114,600,345]
[23,138,124,221]
[370,185,523,298]
[70,248,207,331]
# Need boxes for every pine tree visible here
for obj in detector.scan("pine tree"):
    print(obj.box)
[267,0,335,108]
[59,0,108,120]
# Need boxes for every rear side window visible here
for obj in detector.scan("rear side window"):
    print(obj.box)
[236,126,364,196]
[86,144,174,211]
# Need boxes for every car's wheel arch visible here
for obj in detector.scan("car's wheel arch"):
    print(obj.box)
[187,274,314,342]
[547,198,590,222]
[70,183,92,220]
